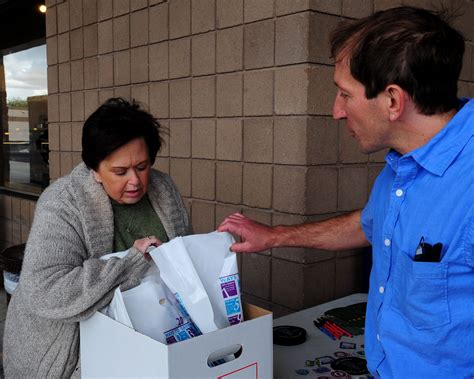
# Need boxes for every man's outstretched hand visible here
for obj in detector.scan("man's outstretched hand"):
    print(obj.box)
[217,213,277,253]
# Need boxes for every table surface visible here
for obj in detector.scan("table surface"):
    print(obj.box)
[273,293,369,378]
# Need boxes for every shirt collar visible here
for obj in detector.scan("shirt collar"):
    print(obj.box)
[386,98,474,176]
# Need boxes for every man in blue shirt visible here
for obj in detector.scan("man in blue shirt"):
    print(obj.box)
[218,6,473,377]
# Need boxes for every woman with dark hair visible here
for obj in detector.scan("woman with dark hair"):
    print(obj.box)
[3,98,191,377]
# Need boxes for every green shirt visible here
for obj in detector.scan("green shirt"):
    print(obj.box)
[112,195,168,251]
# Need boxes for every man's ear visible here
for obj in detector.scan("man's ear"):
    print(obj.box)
[92,170,102,183]
[385,84,406,122]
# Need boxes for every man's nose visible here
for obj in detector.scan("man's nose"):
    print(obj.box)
[333,97,347,120]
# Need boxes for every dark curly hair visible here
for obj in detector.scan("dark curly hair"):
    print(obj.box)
[82,98,163,170]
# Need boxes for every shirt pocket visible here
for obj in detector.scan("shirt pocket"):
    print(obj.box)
[391,250,450,330]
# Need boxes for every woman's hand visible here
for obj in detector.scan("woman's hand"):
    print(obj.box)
[133,235,162,260]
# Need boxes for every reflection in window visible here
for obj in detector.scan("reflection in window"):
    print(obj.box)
[1,44,48,194]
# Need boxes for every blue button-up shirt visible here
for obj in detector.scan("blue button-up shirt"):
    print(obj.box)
[361,98,474,377]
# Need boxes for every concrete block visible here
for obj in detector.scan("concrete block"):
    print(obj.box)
[244,0,273,22]
[373,0,402,12]
[58,63,71,93]
[192,119,216,159]
[311,0,342,14]
[275,0,310,15]
[243,118,273,163]
[98,54,114,87]
[460,42,472,81]
[99,88,115,104]
[98,0,113,21]
[275,13,309,66]
[244,20,274,69]
[192,77,216,117]
[215,203,242,226]
[216,161,243,204]
[84,90,99,119]
[60,123,72,151]
[306,166,338,214]
[243,70,273,116]
[70,29,84,60]
[113,0,129,17]
[274,116,339,165]
[271,258,304,309]
[309,12,341,65]
[131,0,148,10]
[338,122,367,163]
[216,0,243,28]
[192,32,216,76]
[169,120,191,157]
[169,38,191,79]
[338,166,368,211]
[131,8,149,47]
[243,163,273,208]
[70,0,83,30]
[83,24,99,57]
[216,73,243,116]
[170,158,191,197]
[48,65,59,94]
[71,92,85,121]
[153,157,170,174]
[59,93,72,122]
[58,32,70,63]
[216,26,243,73]
[131,85,149,109]
[275,65,309,115]
[149,3,169,43]
[72,122,83,151]
[47,36,58,66]
[114,50,131,86]
[342,0,373,18]
[114,85,131,100]
[242,253,271,300]
[216,118,242,160]
[46,5,57,37]
[191,201,216,233]
[169,0,191,39]
[60,152,73,176]
[192,159,216,200]
[48,123,60,151]
[308,64,336,116]
[335,253,369,298]
[149,82,169,119]
[273,165,307,214]
[157,120,170,157]
[149,42,169,81]
[49,94,59,123]
[57,1,70,33]
[192,0,215,34]
[113,14,130,51]
[131,46,149,84]
[84,0,98,25]
[84,57,99,89]
[169,79,191,118]
[302,259,335,307]
[71,60,84,91]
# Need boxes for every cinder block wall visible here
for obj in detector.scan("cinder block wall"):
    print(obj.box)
[1,0,473,316]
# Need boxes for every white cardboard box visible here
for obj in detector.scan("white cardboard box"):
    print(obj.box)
[80,303,273,378]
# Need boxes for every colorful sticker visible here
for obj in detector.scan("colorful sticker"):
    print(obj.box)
[220,273,243,325]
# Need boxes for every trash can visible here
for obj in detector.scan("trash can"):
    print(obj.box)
[0,243,25,304]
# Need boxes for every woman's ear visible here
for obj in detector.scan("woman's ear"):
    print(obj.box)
[92,170,102,184]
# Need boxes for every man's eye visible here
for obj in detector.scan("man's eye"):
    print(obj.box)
[340,92,349,99]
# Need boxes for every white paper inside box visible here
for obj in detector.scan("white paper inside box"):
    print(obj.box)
[80,303,273,378]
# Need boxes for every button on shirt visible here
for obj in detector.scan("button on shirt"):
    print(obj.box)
[361,98,474,377]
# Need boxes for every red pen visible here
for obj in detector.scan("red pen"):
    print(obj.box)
[325,320,353,338]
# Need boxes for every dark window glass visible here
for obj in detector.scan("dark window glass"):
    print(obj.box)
[1,44,48,195]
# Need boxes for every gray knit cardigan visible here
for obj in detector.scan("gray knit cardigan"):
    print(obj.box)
[3,163,191,378]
